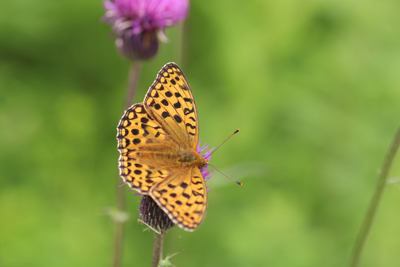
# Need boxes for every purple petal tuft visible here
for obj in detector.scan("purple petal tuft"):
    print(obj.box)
[103,0,189,35]
[196,139,216,186]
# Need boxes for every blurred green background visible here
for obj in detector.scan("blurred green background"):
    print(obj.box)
[1,0,400,266]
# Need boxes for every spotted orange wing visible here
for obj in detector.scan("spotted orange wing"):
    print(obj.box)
[116,63,207,231]
[150,167,207,231]
[144,63,199,149]
[117,103,173,194]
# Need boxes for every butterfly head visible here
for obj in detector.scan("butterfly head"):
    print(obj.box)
[198,160,209,169]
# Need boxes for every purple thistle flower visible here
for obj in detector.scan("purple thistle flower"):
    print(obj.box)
[103,0,189,60]
[196,139,216,185]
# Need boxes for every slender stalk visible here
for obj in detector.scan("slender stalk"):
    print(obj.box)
[350,127,400,267]
[176,20,188,69]
[152,232,164,267]
[112,218,124,267]
[125,61,142,110]
[113,60,143,267]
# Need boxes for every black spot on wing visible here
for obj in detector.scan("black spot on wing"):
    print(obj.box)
[161,99,169,106]
[184,108,195,115]
[186,123,195,129]
[173,102,181,109]
[174,115,182,123]
[133,138,140,145]
[192,190,203,197]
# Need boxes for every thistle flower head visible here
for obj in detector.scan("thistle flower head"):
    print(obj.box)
[103,0,189,60]
[139,195,175,232]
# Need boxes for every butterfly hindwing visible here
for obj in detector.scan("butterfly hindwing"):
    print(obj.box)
[150,167,207,231]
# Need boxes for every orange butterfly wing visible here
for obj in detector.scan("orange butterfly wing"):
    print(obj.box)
[117,63,207,231]
[144,63,199,149]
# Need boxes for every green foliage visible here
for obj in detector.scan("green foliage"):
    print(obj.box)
[1,0,400,266]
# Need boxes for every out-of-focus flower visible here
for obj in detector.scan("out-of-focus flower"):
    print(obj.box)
[103,0,189,60]
[138,140,215,232]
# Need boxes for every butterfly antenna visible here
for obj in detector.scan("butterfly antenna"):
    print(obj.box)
[208,164,243,186]
[210,129,240,156]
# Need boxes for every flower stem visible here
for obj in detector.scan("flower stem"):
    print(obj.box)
[152,232,164,267]
[112,218,124,267]
[350,127,400,267]
[125,61,142,110]
[176,21,188,69]
[113,60,143,267]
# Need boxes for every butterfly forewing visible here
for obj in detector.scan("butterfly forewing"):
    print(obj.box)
[144,63,199,149]
[117,103,174,194]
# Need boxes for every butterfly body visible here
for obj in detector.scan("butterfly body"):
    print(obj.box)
[130,146,207,172]
[176,149,208,167]
[117,63,209,231]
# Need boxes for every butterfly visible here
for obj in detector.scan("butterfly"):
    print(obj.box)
[117,63,209,231]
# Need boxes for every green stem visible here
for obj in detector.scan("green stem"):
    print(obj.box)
[350,127,400,267]
[113,60,143,267]
[152,232,164,267]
